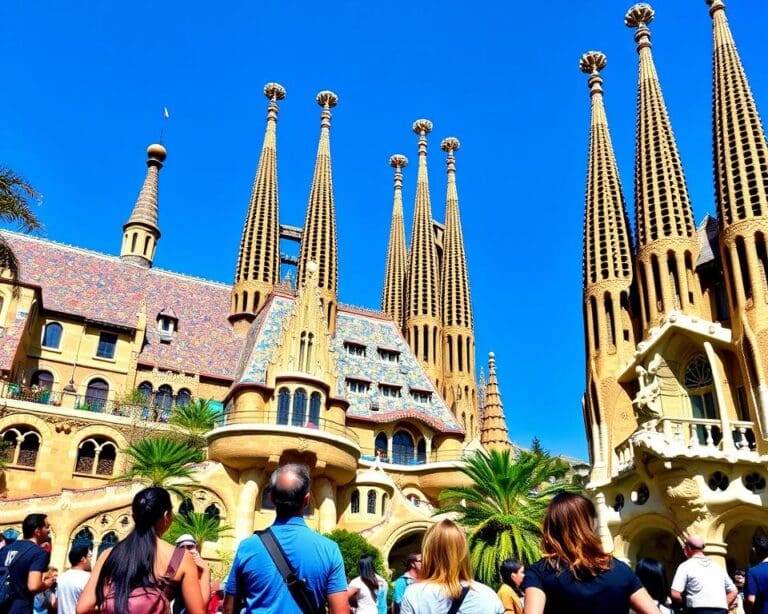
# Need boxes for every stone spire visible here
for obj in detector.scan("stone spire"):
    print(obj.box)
[230,83,285,332]
[381,154,409,328]
[626,4,702,329]
[297,91,339,332]
[120,143,166,268]
[440,137,478,438]
[480,352,510,451]
[579,51,637,480]
[405,119,443,388]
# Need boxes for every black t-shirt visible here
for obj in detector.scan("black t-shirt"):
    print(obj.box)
[522,557,643,614]
[0,541,50,614]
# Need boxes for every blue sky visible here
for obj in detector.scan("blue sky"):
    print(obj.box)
[1,1,767,459]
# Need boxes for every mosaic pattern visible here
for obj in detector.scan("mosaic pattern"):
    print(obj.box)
[237,295,295,383]
[2,232,242,378]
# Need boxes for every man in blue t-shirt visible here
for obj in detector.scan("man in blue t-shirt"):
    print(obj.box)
[223,464,348,614]
[392,553,421,613]
[745,536,768,614]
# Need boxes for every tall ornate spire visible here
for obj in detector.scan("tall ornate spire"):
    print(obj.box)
[381,154,409,327]
[626,4,702,328]
[404,119,443,388]
[579,51,637,480]
[230,83,285,332]
[297,90,339,332]
[480,353,510,451]
[120,143,166,268]
[440,137,478,438]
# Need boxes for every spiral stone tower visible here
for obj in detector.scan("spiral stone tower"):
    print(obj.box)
[381,155,409,328]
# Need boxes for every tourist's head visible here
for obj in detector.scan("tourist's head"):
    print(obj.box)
[404,552,422,574]
[68,544,92,570]
[683,535,705,557]
[500,559,525,590]
[734,568,747,589]
[753,535,768,560]
[358,554,376,578]
[420,519,472,600]
[131,486,173,536]
[269,463,311,517]
[541,492,611,579]
[22,513,51,542]
[635,558,669,605]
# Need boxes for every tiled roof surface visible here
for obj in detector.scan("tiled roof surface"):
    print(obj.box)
[2,232,242,378]
[696,214,720,267]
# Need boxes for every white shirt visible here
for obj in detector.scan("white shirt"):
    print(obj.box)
[55,568,90,614]
[400,581,504,614]
[349,575,387,613]
[671,556,736,609]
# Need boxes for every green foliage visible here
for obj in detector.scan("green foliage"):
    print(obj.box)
[164,511,231,551]
[114,436,201,498]
[170,399,220,452]
[0,167,43,289]
[324,529,387,579]
[122,388,151,405]
[439,448,579,587]
[530,436,546,456]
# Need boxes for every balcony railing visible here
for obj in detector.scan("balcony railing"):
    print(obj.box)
[0,382,62,406]
[359,447,468,466]
[214,410,359,444]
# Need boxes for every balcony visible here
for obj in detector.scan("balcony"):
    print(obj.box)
[359,448,468,466]
[207,411,360,483]
[1,382,62,406]
[614,417,758,475]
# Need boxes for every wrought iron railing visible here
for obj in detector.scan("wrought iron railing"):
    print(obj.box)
[214,410,359,444]
[0,382,62,406]
[359,447,467,465]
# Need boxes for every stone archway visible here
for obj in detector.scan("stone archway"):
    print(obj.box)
[383,521,432,577]
[724,522,768,573]
[627,527,685,582]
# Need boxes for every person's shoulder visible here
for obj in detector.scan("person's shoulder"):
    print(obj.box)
[609,558,634,574]
[471,581,502,598]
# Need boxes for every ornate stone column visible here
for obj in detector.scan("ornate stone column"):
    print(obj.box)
[234,468,262,543]
[315,477,337,534]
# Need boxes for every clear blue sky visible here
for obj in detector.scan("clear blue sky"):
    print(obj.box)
[1,1,767,459]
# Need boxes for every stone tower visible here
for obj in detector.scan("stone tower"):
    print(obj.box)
[297,91,339,333]
[625,4,703,332]
[120,144,166,268]
[404,119,443,388]
[579,51,637,478]
[480,352,510,451]
[440,137,478,437]
[381,154,409,329]
[230,83,285,333]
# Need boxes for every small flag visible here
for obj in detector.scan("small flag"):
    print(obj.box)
[163,107,170,120]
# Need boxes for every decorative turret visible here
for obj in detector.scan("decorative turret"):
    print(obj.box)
[404,119,443,388]
[230,83,285,333]
[579,51,637,479]
[626,4,703,330]
[381,155,409,328]
[297,91,339,333]
[440,137,478,438]
[120,143,166,268]
[480,353,510,451]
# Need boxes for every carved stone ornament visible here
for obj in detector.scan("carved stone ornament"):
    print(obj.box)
[633,353,663,422]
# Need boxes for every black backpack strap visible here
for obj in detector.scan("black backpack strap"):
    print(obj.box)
[256,529,319,614]
[447,585,470,614]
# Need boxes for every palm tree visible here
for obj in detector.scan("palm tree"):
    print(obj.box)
[170,399,220,453]
[439,448,578,587]
[165,511,231,553]
[114,436,201,498]
[0,167,43,287]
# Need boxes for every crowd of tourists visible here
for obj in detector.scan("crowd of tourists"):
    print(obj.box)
[2,465,767,614]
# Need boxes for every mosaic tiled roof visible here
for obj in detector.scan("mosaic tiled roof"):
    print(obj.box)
[2,232,242,378]
[234,294,463,434]
[696,214,720,267]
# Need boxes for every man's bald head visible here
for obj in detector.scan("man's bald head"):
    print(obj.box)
[269,464,310,517]
[685,535,705,552]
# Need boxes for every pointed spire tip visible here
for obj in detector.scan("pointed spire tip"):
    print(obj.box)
[390,154,408,169]
[147,143,166,164]
[441,137,460,153]
[412,119,433,135]
[263,83,286,101]
[625,3,654,28]
[579,51,607,75]
[316,91,338,108]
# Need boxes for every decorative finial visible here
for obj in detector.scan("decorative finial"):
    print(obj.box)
[441,137,460,154]
[316,91,338,109]
[307,260,318,278]
[707,0,725,16]
[146,143,167,166]
[389,154,408,169]
[412,119,433,136]
[625,3,654,28]
[579,51,607,75]
[488,351,496,372]
[263,83,286,102]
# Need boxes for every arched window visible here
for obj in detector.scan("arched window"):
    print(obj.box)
[176,389,192,408]
[684,355,720,445]
[155,385,173,414]
[2,426,41,467]
[73,527,94,550]
[277,388,290,425]
[374,433,388,459]
[179,498,194,518]
[417,439,427,464]
[137,381,153,401]
[392,431,415,465]
[381,493,389,516]
[96,442,116,476]
[75,440,97,474]
[292,389,307,427]
[85,379,109,412]
[367,490,376,514]
[98,532,118,556]
[308,392,321,426]
[42,322,63,349]
[31,370,54,391]
[204,503,221,526]
[350,490,360,514]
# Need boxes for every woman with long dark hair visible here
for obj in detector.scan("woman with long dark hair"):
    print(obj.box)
[347,554,387,614]
[77,487,210,614]
[634,558,672,614]
[522,493,659,614]
[498,559,524,614]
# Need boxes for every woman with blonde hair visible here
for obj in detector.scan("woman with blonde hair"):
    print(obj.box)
[522,493,659,614]
[400,519,503,613]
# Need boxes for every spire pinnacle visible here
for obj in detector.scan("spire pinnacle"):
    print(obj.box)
[480,352,511,451]
[381,154,409,326]
[297,90,339,330]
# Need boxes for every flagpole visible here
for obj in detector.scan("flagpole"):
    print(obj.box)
[159,107,169,144]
